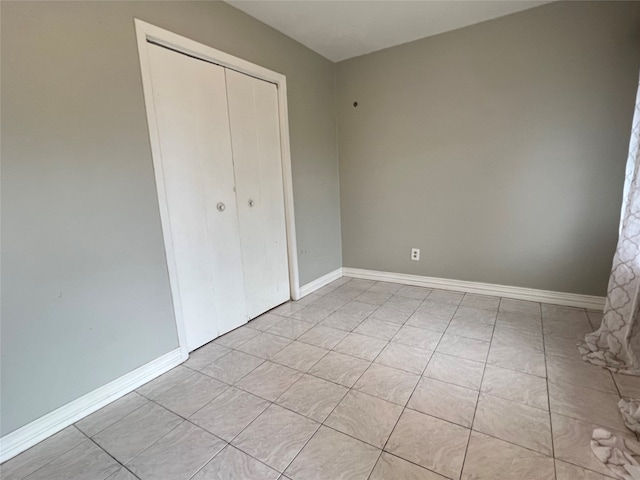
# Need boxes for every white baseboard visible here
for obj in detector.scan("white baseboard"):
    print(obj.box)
[0,348,184,463]
[342,267,606,311]
[298,268,343,299]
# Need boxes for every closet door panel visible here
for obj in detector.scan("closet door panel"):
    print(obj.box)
[147,44,247,350]
[226,69,290,319]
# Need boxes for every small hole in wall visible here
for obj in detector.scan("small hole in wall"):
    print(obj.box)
[353,101,358,107]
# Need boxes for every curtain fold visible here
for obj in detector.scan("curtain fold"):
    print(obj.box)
[579,74,640,374]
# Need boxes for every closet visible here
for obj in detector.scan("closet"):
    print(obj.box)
[145,42,290,352]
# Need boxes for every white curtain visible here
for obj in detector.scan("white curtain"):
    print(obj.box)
[579,74,640,374]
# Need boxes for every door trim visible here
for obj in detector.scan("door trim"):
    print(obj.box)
[134,19,300,359]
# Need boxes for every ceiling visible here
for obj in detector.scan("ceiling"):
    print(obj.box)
[226,0,552,62]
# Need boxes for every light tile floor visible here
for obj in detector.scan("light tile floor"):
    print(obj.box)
[2,277,635,480]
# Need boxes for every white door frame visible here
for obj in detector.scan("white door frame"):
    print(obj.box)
[134,19,300,360]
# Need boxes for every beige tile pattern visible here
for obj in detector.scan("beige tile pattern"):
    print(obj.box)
[232,405,318,472]
[386,409,470,479]
[374,342,432,374]
[408,377,478,427]
[4,280,624,480]
[369,452,448,480]
[461,431,555,480]
[481,365,548,410]
[308,351,370,387]
[353,363,419,405]
[284,426,380,480]
[127,422,224,480]
[325,390,403,448]
[192,446,279,480]
[424,352,485,390]
[473,393,552,455]
[275,374,348,422]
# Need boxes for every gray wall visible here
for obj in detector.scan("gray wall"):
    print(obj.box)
[336,1,640,297]
[1,0,341,436]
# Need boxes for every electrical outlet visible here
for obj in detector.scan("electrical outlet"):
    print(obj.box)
[411,248,420,261]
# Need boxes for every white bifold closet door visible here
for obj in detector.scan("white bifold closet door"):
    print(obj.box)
[146,43,290,352]
[226,69,290,320]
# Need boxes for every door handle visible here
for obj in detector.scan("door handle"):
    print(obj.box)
[248,199,255,207]
[217,202,225,212]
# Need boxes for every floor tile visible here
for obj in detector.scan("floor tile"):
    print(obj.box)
[369,452,447,480]
[184,342,231,371]
[546,355,617,394]
[297,325,348,349]
[551,413,634,477]
[487,342,546,377]
[370,305,413,324]
[276,374,348,422]
[270,341,328,372]
[548,383,625,431]
[333,333,387,361]
[396,285,431,300]
[544,335,583,361]
[385,295,422,312]
[325,390,403,448]
[353,364,419,405]
[613,372,640,398]
[202,350,264,384]
[337,300,378,319]
[452,306,498,325]
[189,387,269,441]
[288,306,333,324]
[415,301,457,319]
[93,402,182,463]
[76,392,147,437]
[481,365,548,410]
[386,409,469,479]
[155,371,229,417]
[555,459,613,480]
[213,326,260,349]
[284,426,379,480]
[329,284,368,301]
[23,440,120,480]
[232,404,318,472]
[436,334,489,362]
[587,311,604,330]
[408,377,478,427]
[392,325,442,350]
[499,298,541,316]
[105,468,138,480]
[237,332,292,359]
[541,304,589,322]
[460,294,500,311]
[271,301,305,316]
[355,291,392,305]
[424,353,485,390]
[1,426,86,480]
[265,318,312,340]
[461,431,554,480]
[248,313,285,331]
[127,422,224,480]
[374,342,432,374]
[495,311,542,334]
[543,317,593,341]
[308,351,370,387]
[236,361,303,401]
[405,309,452,332]
[309,295,348,312]
[445,317,494,341]
[473,393,552,455]
[193,445,279,480]
[367,281,403,294]
[320,311,365,331]
[353,318,402,340]
[426,290,464,306]
[492,324,543,352]
[136,365,195,400]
